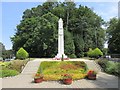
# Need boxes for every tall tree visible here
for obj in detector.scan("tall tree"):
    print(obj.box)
[107,18,120,54]
[64,30,76,57]
[69,5,105,57]
[11,12,59,57]
[11,1,105,58]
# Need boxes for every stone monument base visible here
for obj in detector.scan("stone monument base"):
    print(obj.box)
[53,54,69,60]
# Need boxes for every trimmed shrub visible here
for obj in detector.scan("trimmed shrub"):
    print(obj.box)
[93,48,103,58]
[16,47,29,59]
[87,48,94,58]
[87,48,103,58]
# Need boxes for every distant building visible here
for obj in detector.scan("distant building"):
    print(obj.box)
[118,1,120,18]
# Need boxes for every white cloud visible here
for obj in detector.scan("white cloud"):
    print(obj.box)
[94,3,118,21]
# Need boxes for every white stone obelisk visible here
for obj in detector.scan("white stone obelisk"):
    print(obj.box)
[55,18,67,59]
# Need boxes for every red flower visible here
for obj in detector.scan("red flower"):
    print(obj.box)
[62,74,72,79]
[34,73,43,79]
[87,70,96,75]
[64,74,69,76]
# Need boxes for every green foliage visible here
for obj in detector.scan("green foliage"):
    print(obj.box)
[40,61,58,71]
[1,60,28,72]
[105,61,120,76]
[2,50,14,60]
[74,35,84,57]
[87,48,103,58]
[0,42,5,57]
[95,59,108,71]
[37,61,87,80]
[16,47,29,59]
[0,70,19,78]
[69,54,77,58]
[9,60,28,72]
[107,18,120,54]
[93,48,103,58]
[102,48,108,55]
[11,2,105,58]
[0,62,11,69]
[87,48,94,57]
[96,59,120,77]
[62,74,72,79]
[64,30,75,57]
[0,59,28,78]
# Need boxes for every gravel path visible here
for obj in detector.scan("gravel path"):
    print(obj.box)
[1,58,119,89]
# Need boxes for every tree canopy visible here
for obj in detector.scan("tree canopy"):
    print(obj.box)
[11,1,105,58]
[107,18,120,54]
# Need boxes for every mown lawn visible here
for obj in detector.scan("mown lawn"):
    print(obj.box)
[37,61,88,81]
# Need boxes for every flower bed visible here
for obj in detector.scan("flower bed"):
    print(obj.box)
[36,61,88,81]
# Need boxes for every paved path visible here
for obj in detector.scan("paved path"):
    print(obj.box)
[1,58,119,88]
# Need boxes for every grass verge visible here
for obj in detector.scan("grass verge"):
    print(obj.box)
[0,59,29,78]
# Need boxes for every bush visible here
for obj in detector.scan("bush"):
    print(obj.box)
[0,62,11,68]
[16,47,29,59]
[87,48,103,58]
[0,59,28,78]
[96,59,108,71]
[102,48,108,55]
[69,54,77,58]
[0,69,19,78]
[87,48,94,58]
[76,52,84,58]
[9,60,28,72]
[93,48,103,58]
[96,59,120,77]
[105,61,120,76]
